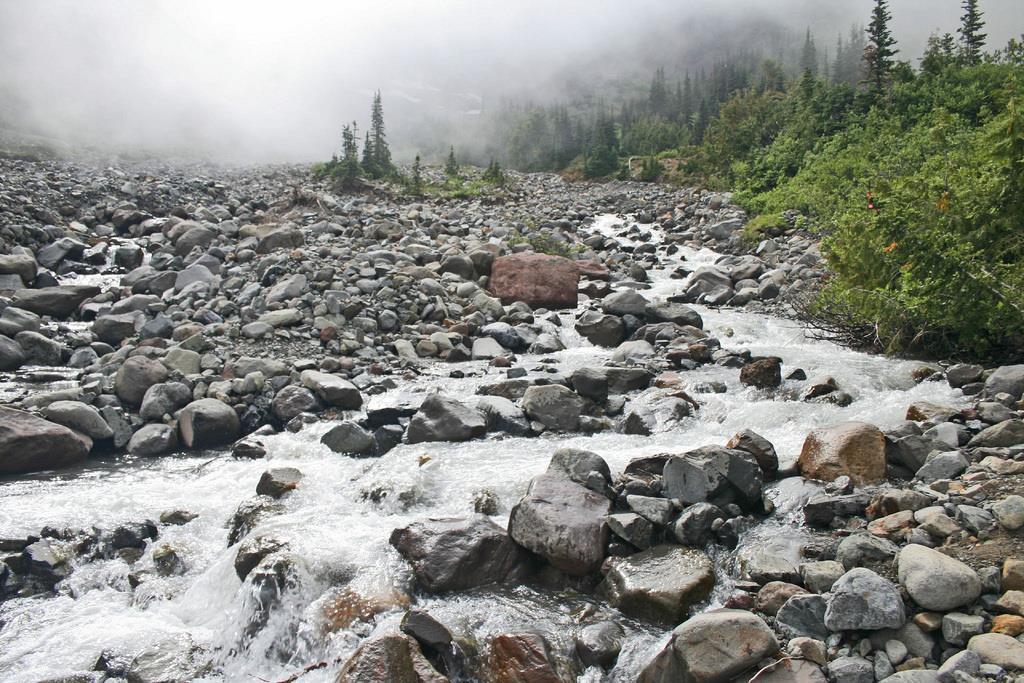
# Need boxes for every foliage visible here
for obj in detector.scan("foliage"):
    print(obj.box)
[864,0,898,98]
[507,230,582,258]
[409,155,423,195]
[444,146,459,177]
[959,0,986,65]
[482,159,506,185]
[362,91,394,179]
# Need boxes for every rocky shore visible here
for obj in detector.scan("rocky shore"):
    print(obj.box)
[0,157,1022,683]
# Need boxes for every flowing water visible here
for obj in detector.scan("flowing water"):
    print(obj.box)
[0,215,965,682]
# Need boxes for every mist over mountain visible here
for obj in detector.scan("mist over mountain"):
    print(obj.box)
[1,0,1020,162]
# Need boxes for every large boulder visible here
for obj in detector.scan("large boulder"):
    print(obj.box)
[967,633,1024,671]
[41,401,113,441]
[740,357,783,389]
[662,446,763,509]
[489,253,580,309]
[177,399,240,449]
[897,544,981,611]
[271,385,321,423]
[11,285,100,318]
[115,356,169,408]
[406,394,487,444]
[824,568,905,631]
[798,422,886,485]
[985,365,1024,400]
[389,516,533,592]
[0,407,91,474]
[300,370,363,409]
[336,633,447,683]
[575,311,626,347]
[521,385,585,432]
[601,545,715,624]
[0,334,26,370]
[508,473,611,576]
[639,609,779,683]
[968,420,1024,448]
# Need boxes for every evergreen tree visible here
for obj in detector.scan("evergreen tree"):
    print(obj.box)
[863,0,898,97]
[361,131,377,178]
[367,91,393,178]
[584,112,619,178]
[444,146,459,177]
[483,159,505,185]
[958,0,986,65]
[410,154,423,194]
[649,67,669,116]
[922,33,958,75]
[801,29,819,76]
[338,122,361,187]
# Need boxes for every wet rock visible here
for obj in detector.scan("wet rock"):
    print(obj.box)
[798,422,886,485]
[602,545,714,623]
[0,406,90,474]
[234,535,287,581]
[726,429,779,480]
[547,447,611,489]
[803,492,871,527]
[740,357,782,389]
[576,621,624,669]
[476,396,532,437]
[256,467,303,498]
[127,424,179,456]
[897,544,981,611]
[756,581,808,616]
[42,401,113,441]
[638,609,778,683]
[521,384,585,432]
[24,538,73,587]
[226,496,284,546]
[401,609,453,657]
[126,634,206,683]
[115,356,169,408]
[824,568,905,631]
[407,394,487,444]
[575,310,626,347]
[390,515,532,592]
[178,399,240,449]
[671,502,725,546]
[321,421,377,455]
[662,445,762,509]
[487,632,562,683]
[508,473,611,576]
[0,334,25,369]
[337,633,447,683]
[489,253,579,309]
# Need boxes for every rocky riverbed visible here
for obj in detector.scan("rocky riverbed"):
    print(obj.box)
[0,157,1023,683]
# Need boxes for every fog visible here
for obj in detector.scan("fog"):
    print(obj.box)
[0,0,1020,162]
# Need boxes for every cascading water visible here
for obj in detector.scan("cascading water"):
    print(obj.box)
[0,214,966,682]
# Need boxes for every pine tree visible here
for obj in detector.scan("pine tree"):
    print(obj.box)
[958,0,986,65]
[367,91,393,179]
[410,154,423,195]
[361,131,377,179]
[649,67,668,117]
[483,159,505,185]
[444,146,459,177]
[863,0,898,97]
[801,29,819,76]
[338,121,361,187]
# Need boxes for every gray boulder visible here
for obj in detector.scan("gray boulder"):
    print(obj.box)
[663,445,763,509]
[139,382,193,422]
[389,515,533,592]
[638,609,778,683]
[601,545,714,623]
[824,568,905,631]
[299,370,363,409]
[407,394,487,444]
[508,473,611,576]
[321,421,377,455]
[985,364,1024,399]
[0,407,91,474]
[42,401,113,440]
[521,385,585,432]
[897,544,981,611]
[115,356,169,408]
[177,399,240,449]
[127,424,179,456]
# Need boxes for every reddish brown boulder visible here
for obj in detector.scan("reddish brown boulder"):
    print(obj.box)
[576,260,610,280]
[798,421,886,485]
[489,253,579,309]
[488,633,562,683]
